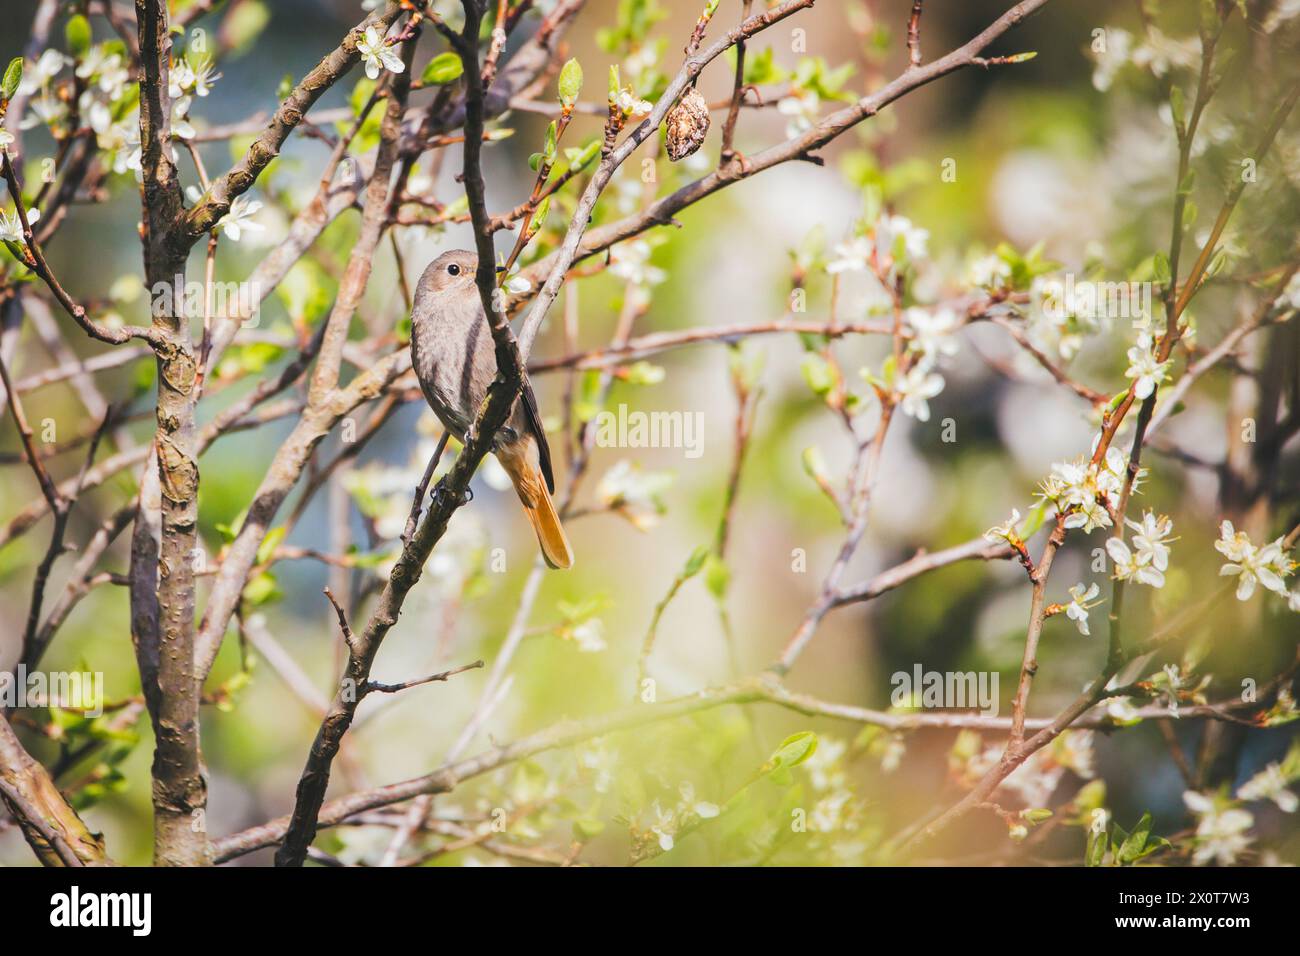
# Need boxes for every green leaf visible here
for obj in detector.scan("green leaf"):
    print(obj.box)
[1152,252,1171,285]
[563,139,601,174]
[683,544,710,578]
[801,445,827,481]
[800,353,837,398]
[703,553,729,599]
[66,15,93,57]
[740,46,788,86]
[1117,812,1153,863]
[543,120,558,162]
[727,342,765,391]
[222,0,270,56]
[558,58,583,107]
[768,731,818,772]
[1085,828,1108,866]
[607,64,620,104]
[215,508,247,544]
[575,369,604,421]
[1169,85,1186,133]
[530,195,551,235]
[623,361,663,385]
[1133,836,1172,861]
[256,526,286,566]
[241,571,281,606]
[422,52,464,85]
[2,58,23,101]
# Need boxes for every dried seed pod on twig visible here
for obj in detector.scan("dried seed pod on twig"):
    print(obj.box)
[665,87,711,162]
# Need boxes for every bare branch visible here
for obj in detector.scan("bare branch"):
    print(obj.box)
[180,3,406,245]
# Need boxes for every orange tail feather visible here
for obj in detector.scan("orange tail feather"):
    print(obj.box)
[499,445,573,570]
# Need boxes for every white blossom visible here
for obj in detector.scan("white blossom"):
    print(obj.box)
[1131,27,1201,79]
[969,253,1011,289]
[609,239,666,288]
[1236,764,1298,813]
[358,27,404,80]
[20,92,68,130]
[1096,446,1140,497]
[1043,455,1115,533]
[825,236,873,274]
[597,460,673,531]
[876,214,929,265]
[648,801,675,852]
[996,748,1064,809]
[983,508,1022,545]
[878,734,906,773]
[78,48,129,94]
[17,49,69,97]
[1106,536,1165,588]
[99,119,142,177]
[894,364,944,422]
[1055,730,1096,779]
[803,737,847,793]
[808,790,853,833]
[77,88,113,135]
[1042,452,1138,535]
[570,618,606,653]
[1124,333,1171,399]
[1069,496,1112,534]
[1183,791,1253,866]
[1091,27,1133,92]
[502,273,531,295]
[1214,520,1295,602]
[614,88,652,116]
[0,206,38,243]
[170,56,219,98]
[1064,582,1100,636]
[678,782,720,820]
[171,95,196,140]
[1106,696,1141,723]
[576,739,616,793]
[216,195,265,242]
[1281,269,1300,311]
[1263,0,1300,32]
[776,88,819,139]
[1125,511,1174,572]
[905,306,960,364]
[1151,664,1208,717]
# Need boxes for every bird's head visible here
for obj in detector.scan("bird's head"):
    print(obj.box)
[420,249,509,295]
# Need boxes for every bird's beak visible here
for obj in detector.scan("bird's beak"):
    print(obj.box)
[495,264,507,274]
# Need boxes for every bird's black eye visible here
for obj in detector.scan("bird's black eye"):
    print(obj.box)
[446,263,461,276]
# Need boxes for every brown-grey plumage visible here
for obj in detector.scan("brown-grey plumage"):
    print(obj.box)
[410,249,572,569]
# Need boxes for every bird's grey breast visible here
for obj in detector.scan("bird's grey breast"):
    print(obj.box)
[411,288,488,440]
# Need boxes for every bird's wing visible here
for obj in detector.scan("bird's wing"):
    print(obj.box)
[518,375,555,494]
[466,295,556,494]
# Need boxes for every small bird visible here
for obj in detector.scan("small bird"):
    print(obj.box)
[410,249,573,569]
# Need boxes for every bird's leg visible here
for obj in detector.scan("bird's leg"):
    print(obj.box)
[430,477,474,510]
[402,430,450,546]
